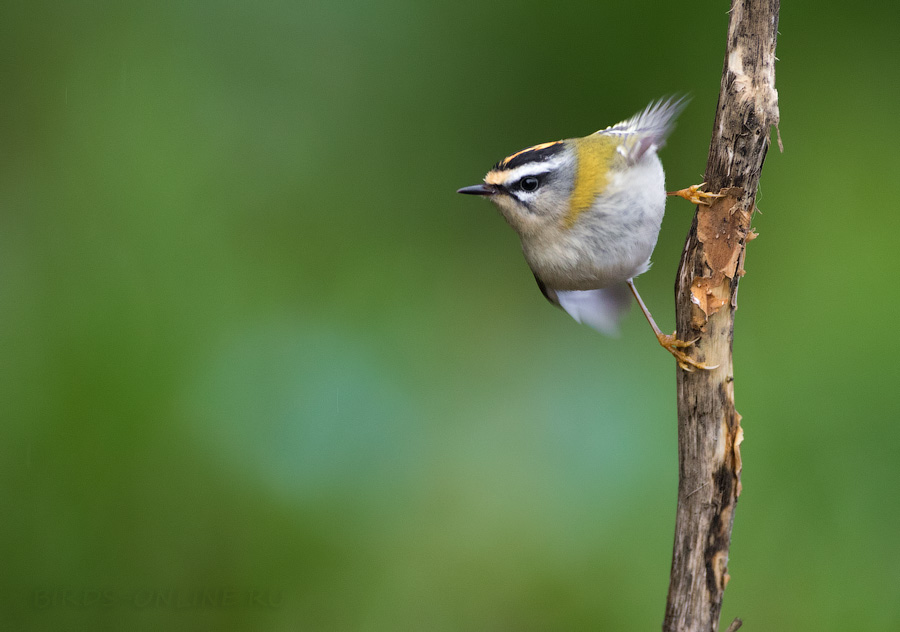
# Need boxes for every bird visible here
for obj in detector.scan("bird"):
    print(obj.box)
[457,97,718,370]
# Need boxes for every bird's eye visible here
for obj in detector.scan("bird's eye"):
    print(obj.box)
[520,176,540,192]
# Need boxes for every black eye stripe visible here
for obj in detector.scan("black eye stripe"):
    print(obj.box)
[507,175,542,193]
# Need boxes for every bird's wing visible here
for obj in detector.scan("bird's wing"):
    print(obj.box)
[596,96,689,164]
[534,275,632,337]
[533,274,559,305]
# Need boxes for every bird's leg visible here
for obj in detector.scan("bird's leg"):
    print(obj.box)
[626,280,717,372]
[667,182,723,205]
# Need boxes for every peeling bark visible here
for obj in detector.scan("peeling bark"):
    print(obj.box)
[662,1,779,631]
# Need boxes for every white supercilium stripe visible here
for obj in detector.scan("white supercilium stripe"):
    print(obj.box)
[485,155,566,186]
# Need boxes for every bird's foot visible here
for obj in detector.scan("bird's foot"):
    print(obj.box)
[667,183,724,206]
[656,332,718,372]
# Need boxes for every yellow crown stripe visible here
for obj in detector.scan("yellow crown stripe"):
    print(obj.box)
[484,170,508,185]
[564,135,616,229]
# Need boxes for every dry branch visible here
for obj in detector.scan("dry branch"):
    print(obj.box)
[662,1,780,631]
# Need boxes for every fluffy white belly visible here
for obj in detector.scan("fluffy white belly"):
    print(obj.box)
[522,158,666,290]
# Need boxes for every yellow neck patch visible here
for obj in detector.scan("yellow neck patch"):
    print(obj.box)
[564,135,617,229]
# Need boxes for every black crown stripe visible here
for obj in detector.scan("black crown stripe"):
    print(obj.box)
[492,141,564,172]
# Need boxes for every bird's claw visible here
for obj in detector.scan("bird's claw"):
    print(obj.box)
[667,183,724,206]
[656,332,718,372]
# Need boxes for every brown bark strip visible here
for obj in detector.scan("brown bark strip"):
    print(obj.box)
[662,1,779,631]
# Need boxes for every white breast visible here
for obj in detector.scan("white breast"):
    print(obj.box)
[522,153,666,291]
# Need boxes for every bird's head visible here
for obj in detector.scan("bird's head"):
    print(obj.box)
[458,97,688,239]
[457,135,619,238]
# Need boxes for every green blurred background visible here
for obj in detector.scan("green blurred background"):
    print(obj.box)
[3,0,899,630]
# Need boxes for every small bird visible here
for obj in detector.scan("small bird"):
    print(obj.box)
[457,97,716,370]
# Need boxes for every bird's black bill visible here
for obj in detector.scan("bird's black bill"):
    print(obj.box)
[456,184,495,196]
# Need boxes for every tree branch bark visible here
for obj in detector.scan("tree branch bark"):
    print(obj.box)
[663,1,780,631]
